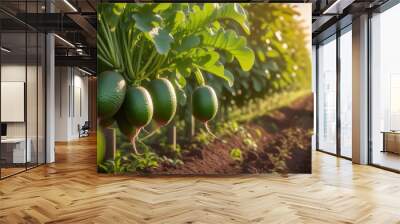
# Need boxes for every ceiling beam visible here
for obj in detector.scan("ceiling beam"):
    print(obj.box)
[55,55,96,72]
[67,13,97,47]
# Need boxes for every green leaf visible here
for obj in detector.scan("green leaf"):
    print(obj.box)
[146,27,174,55]
[267,49,279,58]
[215,3,250,35]
[153,3,172,12]
[186,4,216,33]
[252,77,262,92]
[265,60,279,72]
[176,58,192,77]
[98,3,126,31]
[172,10,186,31]
[223,69,234,87]
[194,67,205,86]
[195,50,220,68]
[199,62,224,78]
[256,49,266,62]
[176,35,200,52]
[225,52,234,63]
[185,3,249,35]
[132,8,162,32]
[199,62,234,87]
[200,29,255,71]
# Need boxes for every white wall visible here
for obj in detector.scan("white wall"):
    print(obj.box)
[1,65,26,138]
[55,67,89,141]
[1,63,46,164]
[55,66,69,141]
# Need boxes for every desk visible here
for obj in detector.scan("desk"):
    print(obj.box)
[1,138,31,163]
[382,131,400,154]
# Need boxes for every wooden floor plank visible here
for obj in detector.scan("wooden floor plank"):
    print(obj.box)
[0,136,399,223]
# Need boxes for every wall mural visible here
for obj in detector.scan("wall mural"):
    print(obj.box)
[97,3,312,175]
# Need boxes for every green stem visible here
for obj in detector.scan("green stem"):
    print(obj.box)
[111,31,122,70]
[138,50,156,79]
[148,55,167,77]
[99,16,117,66]
[145,56,161,78]
[97,36,111,62]
[120,29,133,79]
[136,42,144,75]
[130,128,142,155]
[204,122,218,139]
[97,46,108,65]
[97,54,114,69]
[138,128,160,141]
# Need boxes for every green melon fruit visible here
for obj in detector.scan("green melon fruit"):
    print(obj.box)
[192,85,218,122]
[97,71,126,119]
[97,127,106,165]
[147,78,177,126]
[123,86,153,128]
[115,110,136,138]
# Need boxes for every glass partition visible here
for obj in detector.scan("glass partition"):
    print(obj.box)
[0,1,46,179]
[1,30,28,177]
[317,35,337,154]
[371,4,400,171]
[339,27,352,158]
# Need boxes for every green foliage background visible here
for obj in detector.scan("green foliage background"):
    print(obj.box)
[207,4,311,108]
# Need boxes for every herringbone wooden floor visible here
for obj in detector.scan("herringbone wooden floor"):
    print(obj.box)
[1,136,400,224]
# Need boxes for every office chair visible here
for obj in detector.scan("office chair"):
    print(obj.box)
[79,121,90,138]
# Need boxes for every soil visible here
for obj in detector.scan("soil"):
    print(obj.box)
[150,93,313,175]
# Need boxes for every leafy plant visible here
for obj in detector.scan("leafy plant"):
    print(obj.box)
[99,147,159,174]
[194,129,214,145]
[158,142,182,159]
[97,3,254,87]
[97,3,255,159]
[99,150,129,174]
[230,148,243,162]
[216,120,239,135]
[127,148,159,172]
[243,137,258,151]
[160,156,184,167]
[207,4,311,109]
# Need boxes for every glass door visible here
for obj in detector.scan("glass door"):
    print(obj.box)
[370,4,400,171]
[1,30,28,178]
[317,35,337,154]
[339,26,352,158]
[0,0,47,179]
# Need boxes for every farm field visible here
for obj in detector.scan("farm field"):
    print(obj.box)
[150,91,313,175]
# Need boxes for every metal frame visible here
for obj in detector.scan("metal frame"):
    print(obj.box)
[336,24,341,158]
[315,44,319,152]
[367,10,373,166]
[315,21,353,161]
[367,0,400,172]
